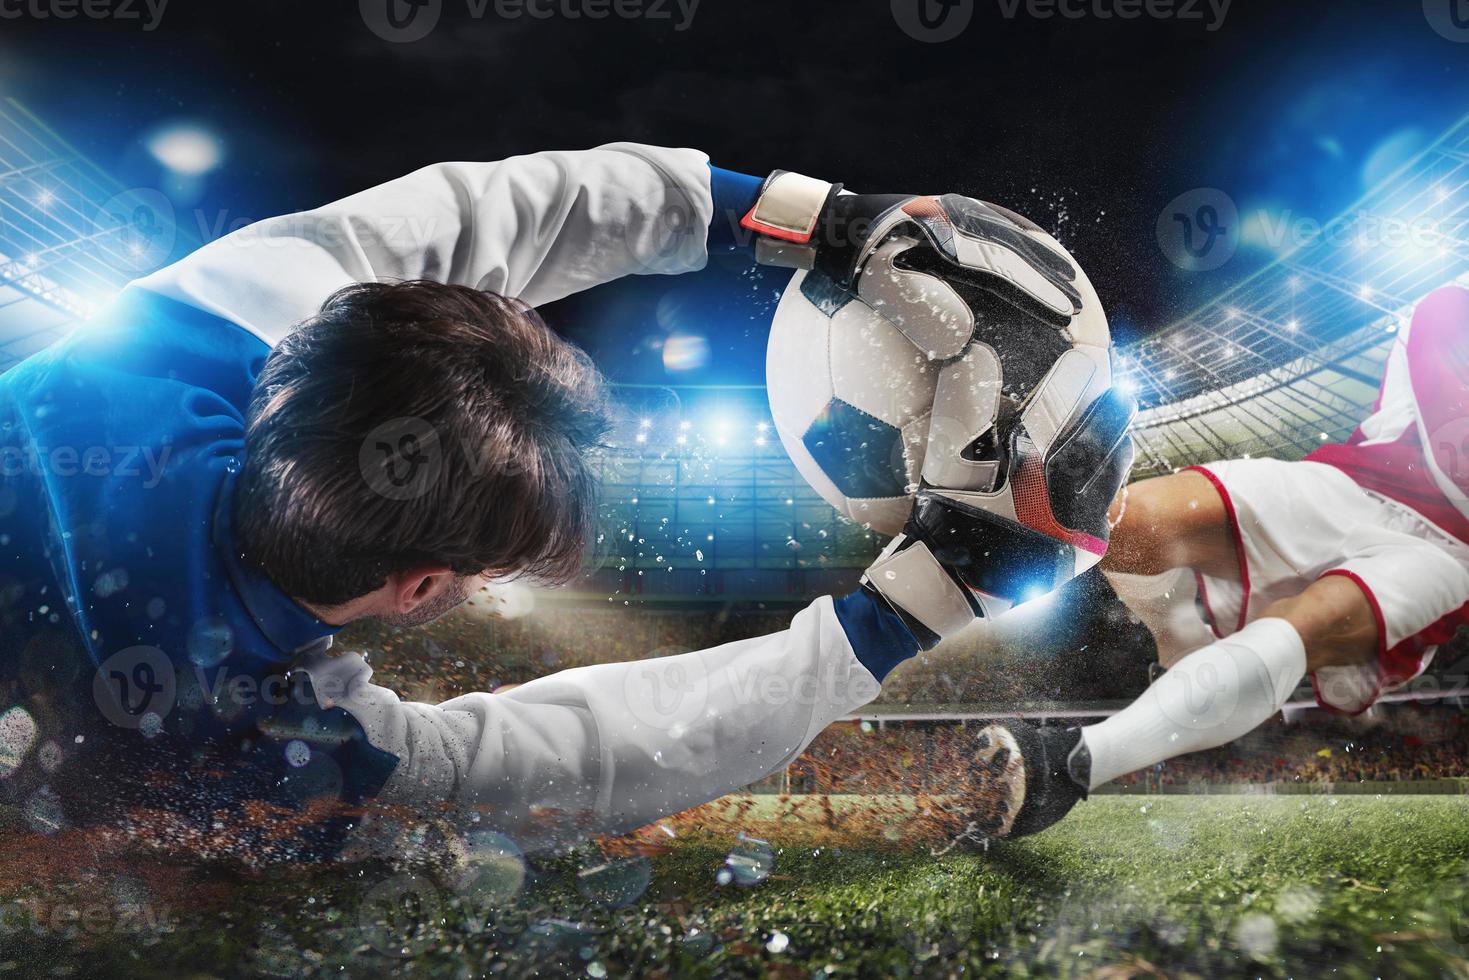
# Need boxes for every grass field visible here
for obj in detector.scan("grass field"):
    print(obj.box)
[4,795,1469,978]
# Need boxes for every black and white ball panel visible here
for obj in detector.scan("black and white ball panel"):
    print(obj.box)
[768,268,940,534]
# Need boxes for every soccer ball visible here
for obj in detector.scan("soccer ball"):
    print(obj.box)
[766,211,1115,541]
[765,269,939,535]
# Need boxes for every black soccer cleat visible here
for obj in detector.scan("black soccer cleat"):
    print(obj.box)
[970,720,1090,839]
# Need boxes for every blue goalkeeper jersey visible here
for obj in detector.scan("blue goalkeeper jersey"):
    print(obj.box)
[0,287,394,834]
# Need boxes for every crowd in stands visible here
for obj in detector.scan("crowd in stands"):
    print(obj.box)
[750,708,1469,795]
[1109,708,1469,786]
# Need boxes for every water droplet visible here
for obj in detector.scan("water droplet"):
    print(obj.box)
[92,568,130,599]
[285,739,311,768]
[721,835,775,887]
[0,707,37,778]
[37,740,62,773]
[186,617,233,667]
[139,711,163,739]
[23,785,65,834]
[455,830,526,905]
[577,855,651,908]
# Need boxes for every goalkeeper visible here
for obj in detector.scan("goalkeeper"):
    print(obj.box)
[0,148,1125,852]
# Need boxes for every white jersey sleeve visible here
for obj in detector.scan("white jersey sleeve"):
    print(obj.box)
[133,143,715,345]
[294,597,879,848]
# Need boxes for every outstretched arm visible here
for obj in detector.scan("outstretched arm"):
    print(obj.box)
[136,145,760,345]
[296,595,910,850]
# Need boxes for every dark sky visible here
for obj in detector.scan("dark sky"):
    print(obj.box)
[1,0,1465,383]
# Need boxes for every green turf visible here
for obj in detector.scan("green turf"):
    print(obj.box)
[5,795,1469,977]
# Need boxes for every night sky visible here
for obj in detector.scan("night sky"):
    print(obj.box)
[2,0,1466,384]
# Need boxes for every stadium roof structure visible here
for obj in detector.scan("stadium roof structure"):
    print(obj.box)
[1123,112,1469,479]
[0,99,193,374]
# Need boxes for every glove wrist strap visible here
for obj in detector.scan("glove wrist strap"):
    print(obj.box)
[862,535,980,646]
[741,170,840,268]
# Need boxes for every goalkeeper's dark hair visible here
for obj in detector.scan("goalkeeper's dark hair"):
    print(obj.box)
[235,280,612,607]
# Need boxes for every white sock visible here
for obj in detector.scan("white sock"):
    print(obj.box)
[1079,617,1307,789]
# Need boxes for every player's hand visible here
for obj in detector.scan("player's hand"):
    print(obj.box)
[857,324,1135,649]
[745,173,1134,646]
[860,374,1134,650]
[741,173,1085,358]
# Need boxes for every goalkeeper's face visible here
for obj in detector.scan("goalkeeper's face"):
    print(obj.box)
[377,574,481,628]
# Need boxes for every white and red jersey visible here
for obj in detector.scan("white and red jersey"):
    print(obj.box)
[1306,284,1469,543]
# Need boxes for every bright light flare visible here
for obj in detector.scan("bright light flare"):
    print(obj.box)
[145,123,225,177]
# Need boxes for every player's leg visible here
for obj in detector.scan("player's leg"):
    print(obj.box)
[1077,573,1375,789]
[1101,469,1244,664]
[958,469,1247,837]
[975,576,1369,838]
[984,517,1469,838]
[1102,469,1239,580]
